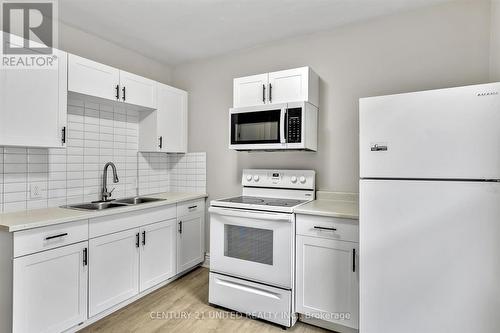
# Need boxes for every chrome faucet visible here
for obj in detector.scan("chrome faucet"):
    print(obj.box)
[101,162,119,201]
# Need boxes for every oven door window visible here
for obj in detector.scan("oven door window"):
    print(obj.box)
[231,110,281,144]
[224,224,273,265]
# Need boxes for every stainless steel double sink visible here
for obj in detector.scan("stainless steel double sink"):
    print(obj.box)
[63,197,165,211]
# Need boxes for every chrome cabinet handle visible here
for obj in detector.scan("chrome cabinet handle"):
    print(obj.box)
[45,233,68,241]
[188,205,198,210]
[269,83,272,103]
[179,221,183,234]
[371,144,388,151]
[314,226,337,231]
[262,84,266,103]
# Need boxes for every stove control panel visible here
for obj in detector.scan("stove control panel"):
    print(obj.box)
[242,169,315,190]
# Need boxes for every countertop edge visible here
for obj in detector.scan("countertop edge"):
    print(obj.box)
[2,193,208,233]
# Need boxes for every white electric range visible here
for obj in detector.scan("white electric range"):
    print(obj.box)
[209,169,315,328]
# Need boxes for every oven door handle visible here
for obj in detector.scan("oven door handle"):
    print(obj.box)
[209,207,291,222]
[280,108,286,144]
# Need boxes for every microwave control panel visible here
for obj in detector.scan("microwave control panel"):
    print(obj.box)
[287,108,302,143]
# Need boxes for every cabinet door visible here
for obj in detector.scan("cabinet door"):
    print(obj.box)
[268,67,309,104]
[296,235,359,329]
[157,83,188,153]
[0,34,67,148]
[140,219,177,292]
[177,214,204,273]
[13,242,88,333]
[233,73,268,107]
[68,54,120,101]
[119,70,157,109]
[89,229,139,317]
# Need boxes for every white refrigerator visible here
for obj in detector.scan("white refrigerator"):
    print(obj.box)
[359,82,500,333]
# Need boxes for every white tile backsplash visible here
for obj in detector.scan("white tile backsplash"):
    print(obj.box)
[0,99,206,213]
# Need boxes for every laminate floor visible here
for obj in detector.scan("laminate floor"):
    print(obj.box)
[80,267,329,333]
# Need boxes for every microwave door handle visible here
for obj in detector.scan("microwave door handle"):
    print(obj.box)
[280,108,286,144]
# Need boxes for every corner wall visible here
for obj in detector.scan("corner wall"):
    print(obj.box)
[59,22,172,84]
[490,0,500,81]
[172,0,491,202]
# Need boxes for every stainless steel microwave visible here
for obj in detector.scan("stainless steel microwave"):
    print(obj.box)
[229,102,318,151]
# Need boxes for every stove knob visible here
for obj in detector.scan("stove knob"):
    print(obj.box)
[253,175,260,182]
[246,175,253,181]
[291,176,298,183]
[299,176,306,184]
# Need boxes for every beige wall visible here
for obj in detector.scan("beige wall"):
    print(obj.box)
[490,0,500,81]
[172,0,491,208]
[59,22,172,84]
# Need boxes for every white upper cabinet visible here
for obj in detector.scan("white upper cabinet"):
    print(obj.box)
[157,84,188,153]
[68,54,120,102]
[0,33,67,148]
[119,70,157,109]
[268,67,318,106]
[233,67,319,108]
[68,54,157,109]
[233,73,269,107]
[139,83,188,153]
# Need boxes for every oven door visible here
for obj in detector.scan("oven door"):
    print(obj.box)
[209,206,293,289]
[229,104,287,150]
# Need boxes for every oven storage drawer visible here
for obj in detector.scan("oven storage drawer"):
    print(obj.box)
[296,214,358,242]
[209,272,292,327]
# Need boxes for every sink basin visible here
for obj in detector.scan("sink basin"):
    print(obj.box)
[63,197,165,211]
[64,201,129,211]
[114,197,165,205]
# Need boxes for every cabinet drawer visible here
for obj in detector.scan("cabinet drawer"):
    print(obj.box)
[13,219,88,257]
[296,214,358,242]
[90,205,176,238]
[177,199,205,217]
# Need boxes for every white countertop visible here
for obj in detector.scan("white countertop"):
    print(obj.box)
[293,191,359,219]
[0,192,208,232]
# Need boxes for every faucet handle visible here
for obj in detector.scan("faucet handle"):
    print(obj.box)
[109,188,115,196]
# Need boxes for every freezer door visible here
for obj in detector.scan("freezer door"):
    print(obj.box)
[360,82,500,179]
[360,180,500,333]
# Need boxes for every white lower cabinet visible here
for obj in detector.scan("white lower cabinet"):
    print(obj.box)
[296,214,359,331]
[89,229,140,317]
[13,241,88,333]
[177,212,204,273]
[5,198,205,333]
[140,219,177,292]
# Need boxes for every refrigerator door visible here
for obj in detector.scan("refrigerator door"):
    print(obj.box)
[360,82,500,179]
[360,180,500,333]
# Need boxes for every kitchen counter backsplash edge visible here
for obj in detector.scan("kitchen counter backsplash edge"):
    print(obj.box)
[0,192,207,232]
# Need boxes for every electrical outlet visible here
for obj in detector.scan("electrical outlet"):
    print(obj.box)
[30,184,42,199]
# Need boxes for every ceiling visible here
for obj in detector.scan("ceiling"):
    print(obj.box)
[59,0,450,66]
